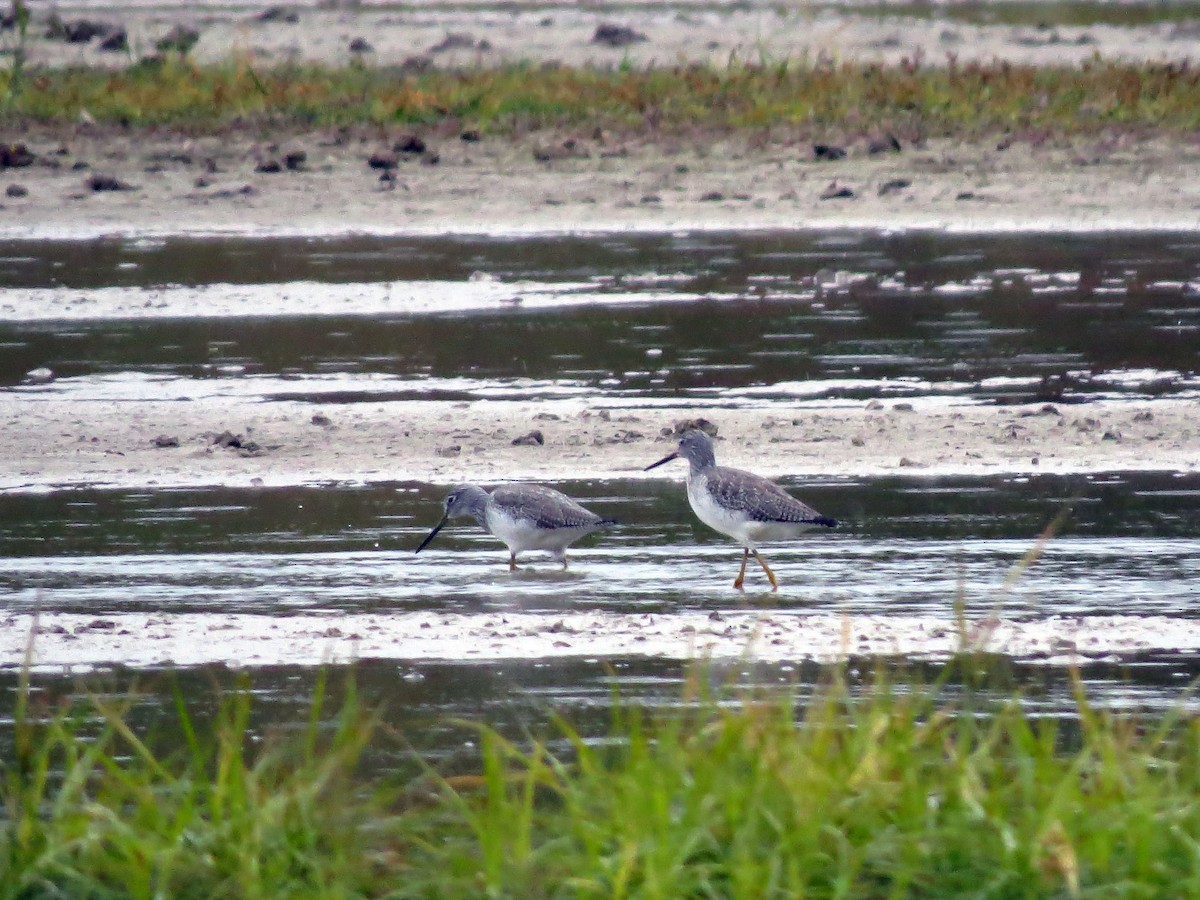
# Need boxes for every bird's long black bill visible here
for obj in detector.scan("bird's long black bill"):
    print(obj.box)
[644,451,679,471]
[415,517,448,554]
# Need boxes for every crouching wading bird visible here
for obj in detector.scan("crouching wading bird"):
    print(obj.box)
[645,429,836,591]
[415,483,616,571]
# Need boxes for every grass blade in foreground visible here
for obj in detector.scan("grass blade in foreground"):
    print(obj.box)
[3,661,1200,897]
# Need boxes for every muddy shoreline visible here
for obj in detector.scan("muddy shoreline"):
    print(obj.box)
[7,609,1200,672]
[6,128,1200,240]
[2,391,1196,494]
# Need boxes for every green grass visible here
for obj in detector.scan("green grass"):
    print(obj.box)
[6,56,1200,136]
[5,654,1200,898]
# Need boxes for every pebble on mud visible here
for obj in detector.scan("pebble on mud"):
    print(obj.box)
[394,134,427,155]
[591,24,648,46]
[349,37,373,53]
[311,413,332,427]
[256,6,300,23]
[878,178,912,196]
[512,430,545,446]
[98,27,128,52]
[5,184,27,197]
[152,435,180,448]
[368,150,399,170]
[87,173,138,192]
[813,144,847,161]
[820,181,855,200]
[0,142,34,168]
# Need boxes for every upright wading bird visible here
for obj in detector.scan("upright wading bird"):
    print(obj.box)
[645,429,836,590]
[415,484,616,571]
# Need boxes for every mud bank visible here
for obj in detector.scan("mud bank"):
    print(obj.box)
[1,390,1196,493]
[5,609,1197,671]
[6,130,1200,240]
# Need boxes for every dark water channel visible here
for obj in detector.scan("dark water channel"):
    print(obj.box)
[3,231,1200,404]
[3,229,1200,763]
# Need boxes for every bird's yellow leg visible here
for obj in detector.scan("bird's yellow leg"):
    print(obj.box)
[509,553,518,571]
[733,549,750,589]
[751,550,779,591]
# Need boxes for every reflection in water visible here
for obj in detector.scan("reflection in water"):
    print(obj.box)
[3,473,1200,621]
[2,231,1199,403]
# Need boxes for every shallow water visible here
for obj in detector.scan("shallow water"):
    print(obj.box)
[4,472,1200,620]
[3,229,1200,759]
[3,231,1200,405]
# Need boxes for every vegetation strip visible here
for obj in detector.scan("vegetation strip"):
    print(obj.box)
[5,58,1200,134]
[5,662,1200,896]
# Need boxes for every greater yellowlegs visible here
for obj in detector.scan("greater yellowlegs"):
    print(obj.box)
[645,429,836,590]
[415,484,616,570]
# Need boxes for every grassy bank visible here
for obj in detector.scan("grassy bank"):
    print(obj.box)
[4,57,1200,136]
[4,660,1200,898]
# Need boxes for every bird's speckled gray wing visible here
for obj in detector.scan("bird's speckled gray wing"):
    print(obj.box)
[705,466,836,526]
[490,484,614,529]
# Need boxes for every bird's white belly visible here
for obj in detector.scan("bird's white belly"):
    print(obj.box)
[687,476,813,547]
[486,508,588,554]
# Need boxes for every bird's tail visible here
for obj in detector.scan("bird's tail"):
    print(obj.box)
[812,516,838,528]
[598,518,620,527]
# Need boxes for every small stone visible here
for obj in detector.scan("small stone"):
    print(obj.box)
[394,134,427,154]
[368,150,399,170]
[429,32,477,52]
[256,6,300,23]
[699,190,724,202]
[460,130,482,142]
[813,144,847,161]
[284,149,307,170]
[591,23,647,46]
[213,430,242,448]
[349,37,373,53]
[152,434,180,448]
[878,178,911,196]
[851,436,865,447]
[86,173,137,192]
[24,367,54,384]
[254,159,282,174]
[311,413,331,426]
[0,143,35,168]
[820,181,855,200]
[866,399,885,410]
[5,183,27,198]
[436,444,462,458]
[512,430,545,446]
[98,28,128,52]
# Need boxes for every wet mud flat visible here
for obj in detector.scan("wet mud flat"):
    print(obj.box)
[2,228,1199,736]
